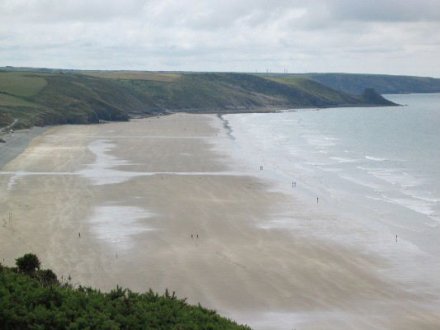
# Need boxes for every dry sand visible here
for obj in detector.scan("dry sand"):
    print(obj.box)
[0,114,439,329]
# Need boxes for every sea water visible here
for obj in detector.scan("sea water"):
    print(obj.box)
[220,93,440,293]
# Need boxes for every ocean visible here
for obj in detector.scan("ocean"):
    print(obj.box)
[220,93,440,293]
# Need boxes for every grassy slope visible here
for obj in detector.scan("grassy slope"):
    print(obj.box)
[0,72,140,128]
[297,73,440,95]
[0,264,249,329]
[267,76,359,105]
[83,70,182,82]
[0,69,395,128]
[0,72,47,97]
[85,72,365,109]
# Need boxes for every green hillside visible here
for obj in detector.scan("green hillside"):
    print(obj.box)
[0,254,249,329]
[0,68,396,128]
[297,73,440,95]
[267,76,359,104]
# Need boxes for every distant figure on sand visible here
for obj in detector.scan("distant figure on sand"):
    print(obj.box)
[316,197,319,204]
[396,234,398,243]
[191,234,193,239]
[292,181,296,188]
[78,232,81,238]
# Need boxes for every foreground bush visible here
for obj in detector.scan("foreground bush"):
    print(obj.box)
[15,253,40,274]
[0,254,249,330]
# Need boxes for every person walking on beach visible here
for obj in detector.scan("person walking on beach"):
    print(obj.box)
[316,196,319,204]
[396,234,398,243]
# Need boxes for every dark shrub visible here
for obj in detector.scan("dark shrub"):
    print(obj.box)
[16,253,40,274]
[37,269,59,286]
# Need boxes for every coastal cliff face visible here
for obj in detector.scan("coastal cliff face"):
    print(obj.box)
[0,69,396,128]
[360,88,396,105]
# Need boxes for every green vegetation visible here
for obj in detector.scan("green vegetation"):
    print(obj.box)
[15,253,41,274]
[83,70,181,82]
[0,94,40,108]
[0,72,47,97]
[294,73,440,95]
[0,68,397,129]
[360,88,396,105]
[267,76,359,105]
[0,72,133,128]
[0,254,249,330]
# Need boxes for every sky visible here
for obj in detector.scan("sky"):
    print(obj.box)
[1,0,439,76]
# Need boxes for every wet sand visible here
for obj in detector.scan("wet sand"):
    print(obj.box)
[0,114,439,329]
[0,127,47,169]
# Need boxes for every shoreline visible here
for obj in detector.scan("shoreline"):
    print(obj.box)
[1,114,438,329]
[219,110,440,287]
[0,126,48,169]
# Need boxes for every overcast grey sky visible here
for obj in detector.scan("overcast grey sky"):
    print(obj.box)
[1,0,439,76]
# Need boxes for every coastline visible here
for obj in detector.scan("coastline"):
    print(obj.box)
[1,114,439,329]
[0,126,47,169]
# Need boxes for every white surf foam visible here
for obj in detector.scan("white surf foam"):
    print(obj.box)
[365,155,388,162]
[302,134,338,148]
[360,167,423,188]
[330,156,360,164]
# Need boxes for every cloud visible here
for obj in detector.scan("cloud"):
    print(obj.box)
[0,0,439,76]
[328,0,440,22]
[0,0,147,22]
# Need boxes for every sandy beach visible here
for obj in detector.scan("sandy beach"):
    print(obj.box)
[1,114,439,329]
